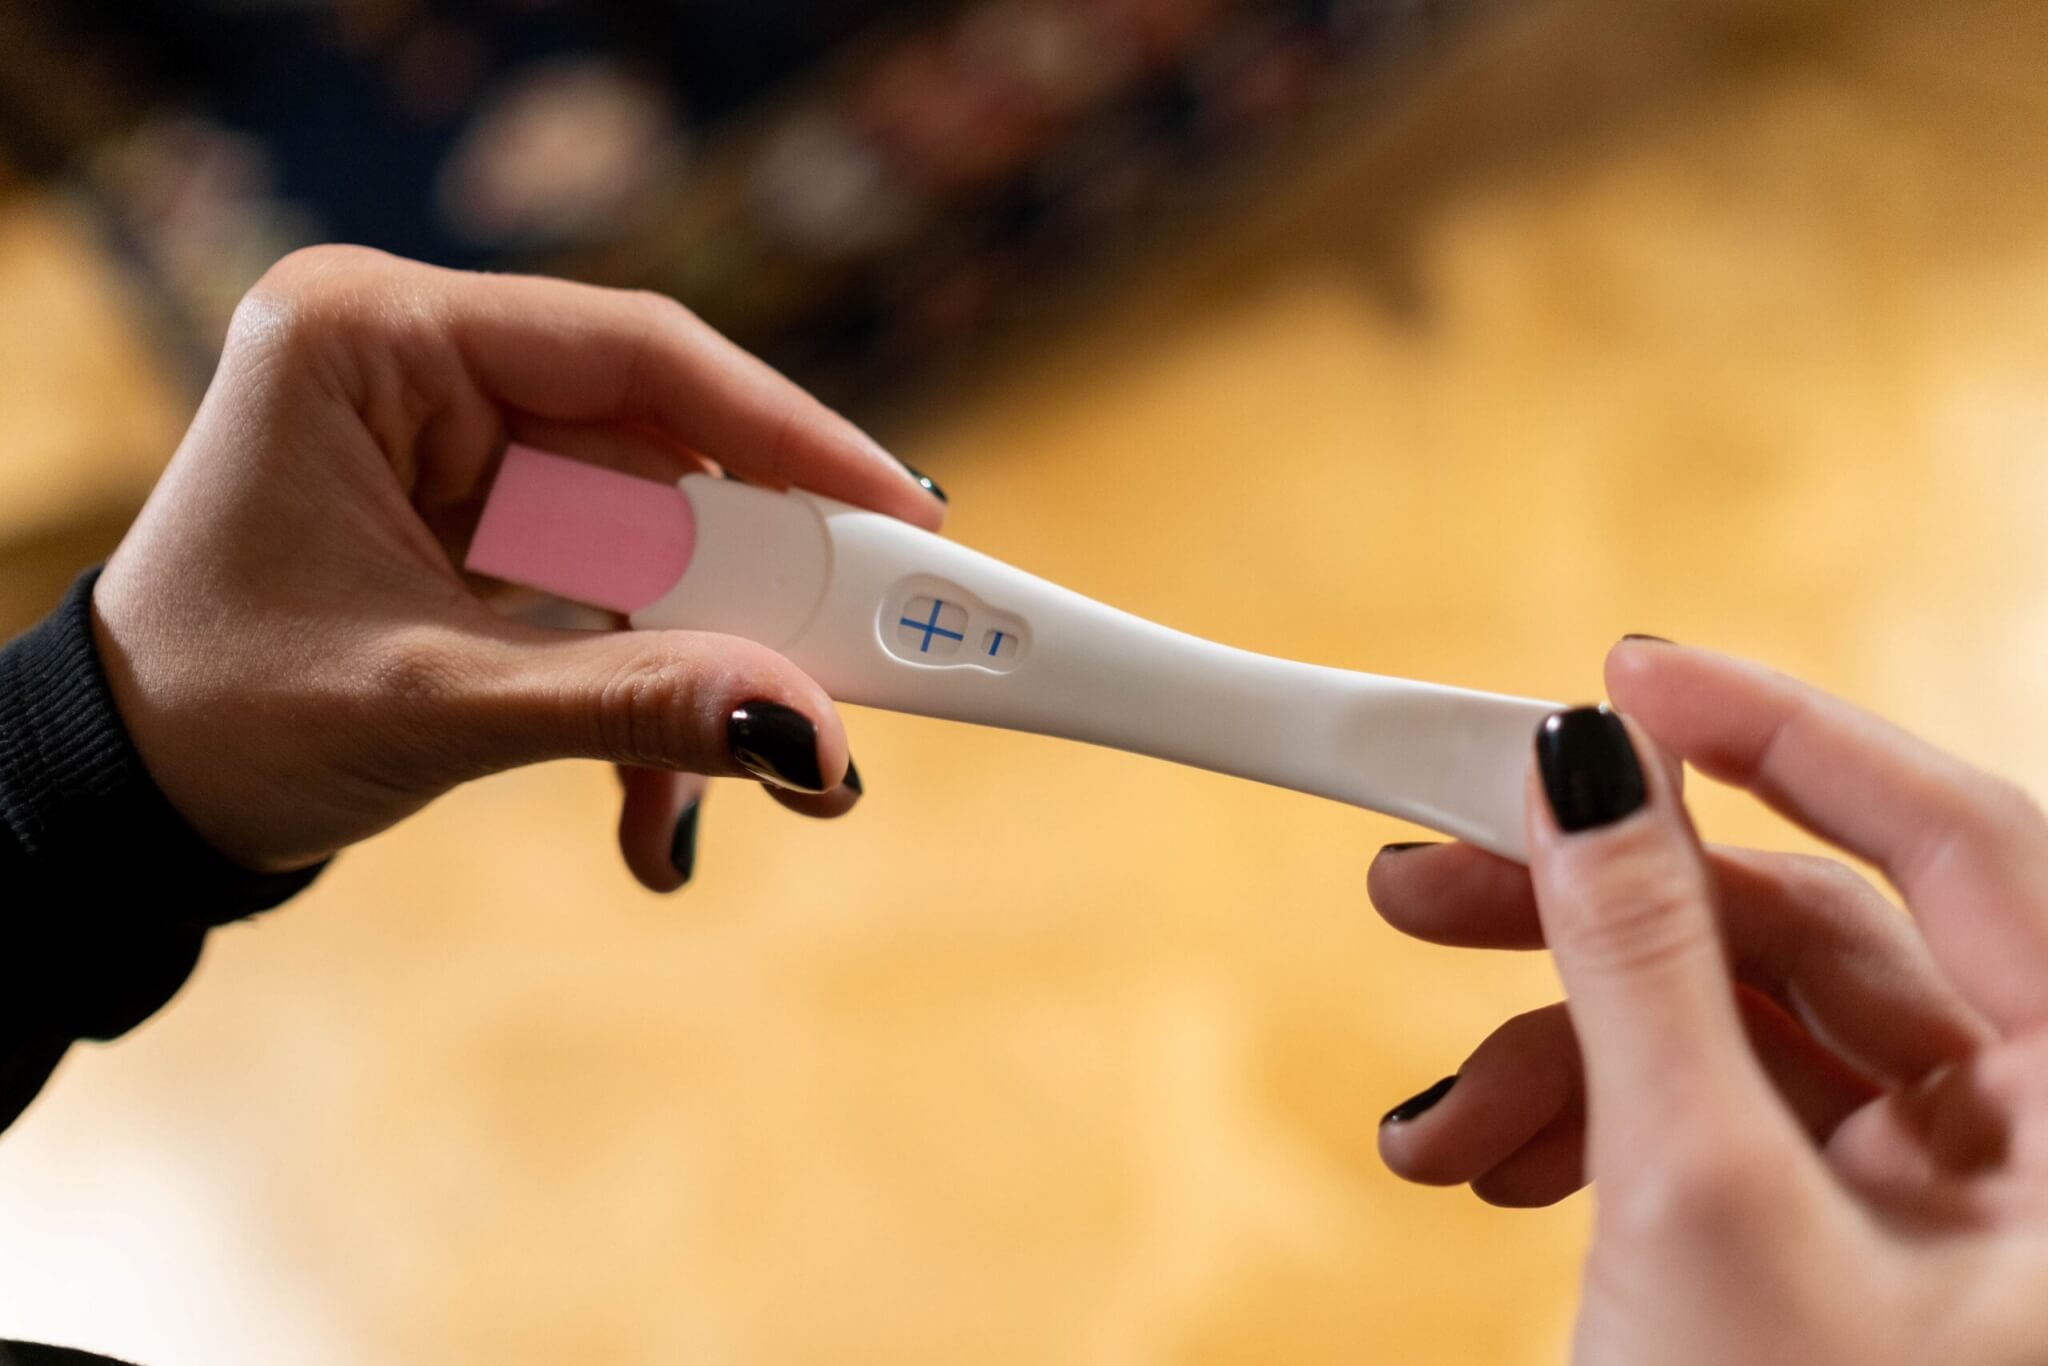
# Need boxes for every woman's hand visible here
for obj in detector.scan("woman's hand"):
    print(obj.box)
[92,246,946,886]
[1369,639,2048,1366]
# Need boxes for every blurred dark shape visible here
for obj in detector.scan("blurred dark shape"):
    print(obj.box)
[0,0,1482,410]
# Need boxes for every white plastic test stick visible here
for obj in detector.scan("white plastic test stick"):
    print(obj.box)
[627,476,1561,861]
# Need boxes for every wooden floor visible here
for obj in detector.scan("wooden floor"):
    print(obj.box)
[3,1,2047,1361]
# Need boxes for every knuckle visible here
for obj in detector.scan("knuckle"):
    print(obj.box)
[1960,773,2048,842]
[1489,1003,1573,1058]
[1799,852,1879,904]
[1773,853,1881,936]
[620,288,708,408]
[592,648,711,768]
[1775,849,1855,890]
[1548,846,1713,978]
[1730,853,1894,991]
[230,244,404,358]
[364,629,472,713]
[1477,1005,1581,1092]
[353,630,484,778]
[628,287,701,335]
[243,244,391,313]
[762,397,807,487]
[264,242,394,285]
[1907,767,2048,881]
[1606,1134,1784,1240]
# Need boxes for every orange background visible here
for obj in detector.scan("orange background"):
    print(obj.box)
[2,1,2046,1361]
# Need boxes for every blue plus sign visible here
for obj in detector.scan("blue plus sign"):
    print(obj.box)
[899,599,965,653]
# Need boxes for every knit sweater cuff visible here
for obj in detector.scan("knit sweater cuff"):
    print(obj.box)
[0,568,325,1041]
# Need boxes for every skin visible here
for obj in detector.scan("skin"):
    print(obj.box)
[91,245,946,889]
[85,248,2048,1355]
[1372,638,2048,1365]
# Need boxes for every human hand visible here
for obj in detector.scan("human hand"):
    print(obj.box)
[92,246,946,885]
[1370,640,2048,1365]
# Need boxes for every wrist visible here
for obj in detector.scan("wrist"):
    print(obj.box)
[4,566,326,917]
[88,562,331,881]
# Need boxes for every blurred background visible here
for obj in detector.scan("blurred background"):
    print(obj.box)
[1,0,2046,1361]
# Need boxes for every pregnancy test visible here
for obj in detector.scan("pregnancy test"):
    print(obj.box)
[467,445,1560,860]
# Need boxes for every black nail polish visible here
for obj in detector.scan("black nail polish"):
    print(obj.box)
[1536,705,1647,833]
[900,462,947,504]
[1378,841,1438,856]
[669,801,700,884]
[1382,1076,1456,1126]
[728,701,828,792]
[842,756,863,796]
[1621,633,1674,645]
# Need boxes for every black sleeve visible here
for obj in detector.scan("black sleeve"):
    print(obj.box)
[0,1341,144,1365]
[0,568,326,1132]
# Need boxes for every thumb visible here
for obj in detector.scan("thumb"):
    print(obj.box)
[1525,706,1796,1167]
[410,620,852,791]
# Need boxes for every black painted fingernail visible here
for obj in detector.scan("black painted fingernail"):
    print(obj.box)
[668,801,700,884]
[1536,705,1647,833]
[900,462,947,504]
[728,701,828,792]
[1621,633,1674,645]
[842,755,863,796]
[1378,841,1438,856]
[1381,1076,1456,1126]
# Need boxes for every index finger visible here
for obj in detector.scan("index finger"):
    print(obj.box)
[434,261,947,529]
[1608,639,2048,1033]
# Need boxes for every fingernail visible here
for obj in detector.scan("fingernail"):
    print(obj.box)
[1621,633,1674,645]
[728,701,829,792]
[1381,1075,1456,1125]
[842,755,863,796]
[669,801,700,884]
[1536,705,1647,833]
[1378,841,1438,856]
[899,462,948,504]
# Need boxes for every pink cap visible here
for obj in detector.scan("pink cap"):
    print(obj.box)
[465,445,696,614]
